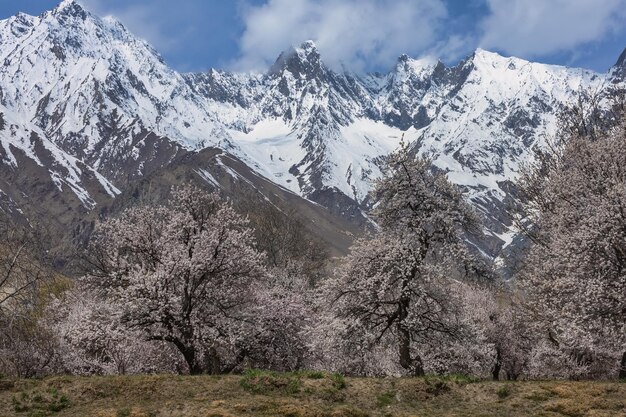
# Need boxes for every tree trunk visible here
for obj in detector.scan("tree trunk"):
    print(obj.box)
[492,347,502,381]
[413,354,425,376]
[619,351,626,380]
[204,347,221,375]
[398,326,424,376]
[506,370,518,381]
[151,336,203,375]
[179,345,202,375]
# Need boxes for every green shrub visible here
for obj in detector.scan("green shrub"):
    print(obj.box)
[48,395,69,412]
[376,391,395,407]
[331,373,346,390]
[497,385,511,399]
[116,408,131,417]
[240,369,301,395]
[424,379,450,396]
[305,370,326,379]
[11,388,70,415]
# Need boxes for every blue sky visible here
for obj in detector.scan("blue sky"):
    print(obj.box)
[1,0,625,73]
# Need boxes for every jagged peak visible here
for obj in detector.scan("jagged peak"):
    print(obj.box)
[55,0,81,11]
[281,40,320,63]
[472,48,509,62]
[42,1,165,59]
[267,40,324,78]
[467,48,536,71]
[610,46,626,79]
[389,54,439,86]
[395,54,437,71]
[471,48,598,76]
[295,40,317,56]
[10,11,37,27]
[14,11,35,20]
[50,0,88,19]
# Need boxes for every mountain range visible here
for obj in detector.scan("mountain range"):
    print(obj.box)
[1,0,625,263]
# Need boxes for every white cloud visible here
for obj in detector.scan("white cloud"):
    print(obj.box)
[480,0,626,58]
[81,0,197,54]
[76,0,626,73]
[425,34,476,64]
[233,0,448,72]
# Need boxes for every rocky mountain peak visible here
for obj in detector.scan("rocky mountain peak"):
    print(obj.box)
[50,0,88,20]
[392,54,438,80]
[13,12,35,25]
[612,47,626,81]
[397,53,410,63]
[469,48,539,74]
[0,0,623,262]
[296,40,317,56]
[6,12,36,38]
[268,40,324,79]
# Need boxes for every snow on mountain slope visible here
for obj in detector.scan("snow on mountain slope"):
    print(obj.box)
[0,0,621,257]
[210,45,606,249]
[397,50,606,244]
[0,104,119,208]
[0,1,233,170]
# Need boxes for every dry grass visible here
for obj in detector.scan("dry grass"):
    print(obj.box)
[0,372,624,417]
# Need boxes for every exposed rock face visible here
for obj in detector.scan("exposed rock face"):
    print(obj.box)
[0,0,622,260]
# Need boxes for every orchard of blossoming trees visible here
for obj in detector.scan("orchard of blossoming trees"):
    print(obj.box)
[0,109,625,380]
[516,118,626,380]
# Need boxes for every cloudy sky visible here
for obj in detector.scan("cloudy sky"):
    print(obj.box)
[1,0,625,73]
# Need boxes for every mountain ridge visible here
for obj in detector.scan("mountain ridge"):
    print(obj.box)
[0,0,622,260]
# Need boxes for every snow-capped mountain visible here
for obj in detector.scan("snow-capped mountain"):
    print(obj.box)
[0,0,621,257]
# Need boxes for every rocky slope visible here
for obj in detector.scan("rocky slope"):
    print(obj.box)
[0,0,622,259]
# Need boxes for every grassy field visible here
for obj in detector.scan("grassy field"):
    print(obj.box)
[0,371,624,417]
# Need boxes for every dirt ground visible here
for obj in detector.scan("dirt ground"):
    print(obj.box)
[1,372,625,417]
